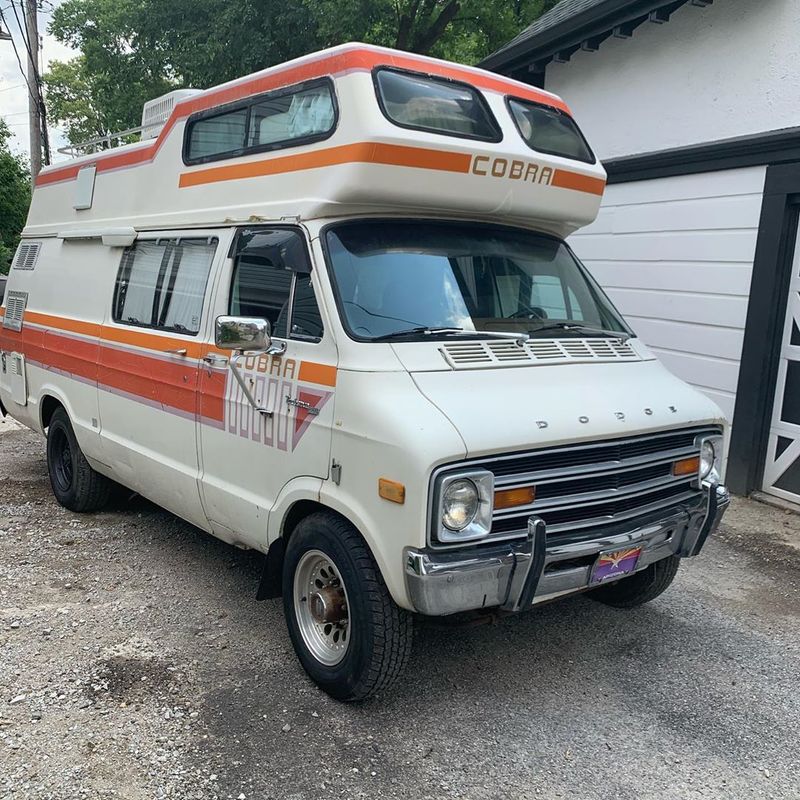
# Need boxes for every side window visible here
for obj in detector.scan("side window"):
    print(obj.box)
[229,256,292,338]
[290,274,324,340]
[113,237,217,334]
[185,79,336,164]
[228,228,324,342]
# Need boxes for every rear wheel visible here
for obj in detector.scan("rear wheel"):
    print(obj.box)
[46,408,111,512]
[587,554,681,608]
[282,512,412,701]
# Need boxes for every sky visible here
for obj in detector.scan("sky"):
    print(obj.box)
[0,0,76,166]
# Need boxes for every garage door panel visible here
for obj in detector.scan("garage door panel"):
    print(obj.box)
[585,261,753,296]
[607,287,749,328]
[626,317,745,362]
[573,229,758,263]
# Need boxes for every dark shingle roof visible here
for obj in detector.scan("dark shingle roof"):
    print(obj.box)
[497,0,609,55]
[479,0,682,71]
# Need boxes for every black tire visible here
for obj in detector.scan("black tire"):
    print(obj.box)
[46,407,111,512]
[282,511,413,701]
[587,554,681,608]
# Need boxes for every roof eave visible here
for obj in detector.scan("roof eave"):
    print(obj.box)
[480,0,695,72]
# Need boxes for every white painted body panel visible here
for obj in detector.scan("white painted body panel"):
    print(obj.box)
[25,45,605,241]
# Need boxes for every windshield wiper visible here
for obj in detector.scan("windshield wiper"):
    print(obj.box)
[373,327,529,343]
[528,322,630,340]
[372,326,465,341]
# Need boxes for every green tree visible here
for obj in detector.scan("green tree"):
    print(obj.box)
[43,0,557,144]
[0,120,31,274]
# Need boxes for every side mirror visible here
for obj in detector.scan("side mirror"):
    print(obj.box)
[214,316,271,352]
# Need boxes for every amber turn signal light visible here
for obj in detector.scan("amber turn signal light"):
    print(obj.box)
[672,456,700,476]
[494,485,536,510]
[378,478,406,504]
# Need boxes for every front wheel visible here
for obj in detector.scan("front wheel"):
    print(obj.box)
[282,512,413,701]
[587,554,681,608]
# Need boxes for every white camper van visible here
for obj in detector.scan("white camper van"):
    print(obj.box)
[0,44,729,701]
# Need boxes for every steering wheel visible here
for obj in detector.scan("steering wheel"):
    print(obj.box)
[508,306,548,320]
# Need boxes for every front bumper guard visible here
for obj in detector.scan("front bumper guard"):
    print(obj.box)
[405,481,730,617]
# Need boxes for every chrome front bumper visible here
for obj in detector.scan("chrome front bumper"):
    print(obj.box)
[405,481,730,617]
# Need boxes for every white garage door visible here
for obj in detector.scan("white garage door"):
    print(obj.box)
[569,166,766,422]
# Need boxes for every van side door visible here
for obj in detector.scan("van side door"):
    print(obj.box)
[99,231,228,529]
[197,226,337,548]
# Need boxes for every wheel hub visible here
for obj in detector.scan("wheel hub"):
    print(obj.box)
[309,585,347,624]
[293,550,351,666]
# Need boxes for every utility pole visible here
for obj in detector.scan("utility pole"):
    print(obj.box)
[24,0,42,180]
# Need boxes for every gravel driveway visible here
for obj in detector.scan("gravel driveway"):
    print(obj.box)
[1,416,799,800]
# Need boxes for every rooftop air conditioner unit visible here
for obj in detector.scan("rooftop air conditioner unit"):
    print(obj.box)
[140,89,203,140]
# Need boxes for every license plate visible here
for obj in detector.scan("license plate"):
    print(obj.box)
[590,545,643,585]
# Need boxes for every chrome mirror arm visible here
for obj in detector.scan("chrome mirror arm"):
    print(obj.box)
[228,347,283,417]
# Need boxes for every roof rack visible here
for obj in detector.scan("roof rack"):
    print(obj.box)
[57,88,203,158]
[56,124,149,157]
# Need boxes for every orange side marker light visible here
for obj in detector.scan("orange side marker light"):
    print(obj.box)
[378,478,406,505]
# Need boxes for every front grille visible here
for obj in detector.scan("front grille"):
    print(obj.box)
[489,429,702,477]
[431,426,718,546]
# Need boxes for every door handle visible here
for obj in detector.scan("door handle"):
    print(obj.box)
[167,347,188,356]
[202,353,227,366]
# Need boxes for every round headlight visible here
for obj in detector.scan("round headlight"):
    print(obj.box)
[442,479,479,531]
[699,440,716,478]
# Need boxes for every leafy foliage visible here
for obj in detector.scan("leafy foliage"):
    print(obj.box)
[43,0,558,144]
[0,120,31,274]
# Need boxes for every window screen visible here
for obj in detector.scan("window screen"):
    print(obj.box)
[113,238,217,334]
[507,98,594,163]
[374,69,501,142]
[185,79,336,164]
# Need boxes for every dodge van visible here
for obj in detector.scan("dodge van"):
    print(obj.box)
[0,44,729,701]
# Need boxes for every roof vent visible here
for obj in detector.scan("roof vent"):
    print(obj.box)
[12,242,41,271]
[3,291,28,331]
[141,89,203,140]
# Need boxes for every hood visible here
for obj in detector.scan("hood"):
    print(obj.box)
[406,356,725,458]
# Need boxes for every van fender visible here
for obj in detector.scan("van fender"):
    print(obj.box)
[259,477,411,609]
[36,383,78,435]
[314,484,414,610]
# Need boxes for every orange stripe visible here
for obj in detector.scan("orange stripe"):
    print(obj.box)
[99,325,210,359]
[25,310,101,338]
[179,142,471,188]
[298,361,337,388]
[552,168,606,197]
[36,47,569,188]
[179,141,604,197]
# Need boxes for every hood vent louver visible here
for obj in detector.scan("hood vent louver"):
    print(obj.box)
[440,338,638,369]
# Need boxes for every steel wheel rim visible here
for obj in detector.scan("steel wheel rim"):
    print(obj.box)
[51,428,73,493]
[293,549,351,666]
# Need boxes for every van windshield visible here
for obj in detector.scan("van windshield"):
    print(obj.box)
[325,221,629,341]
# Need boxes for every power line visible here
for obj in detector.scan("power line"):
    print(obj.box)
[4,0,50,166]
[0,7,39,110]
[0,83,26,92]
